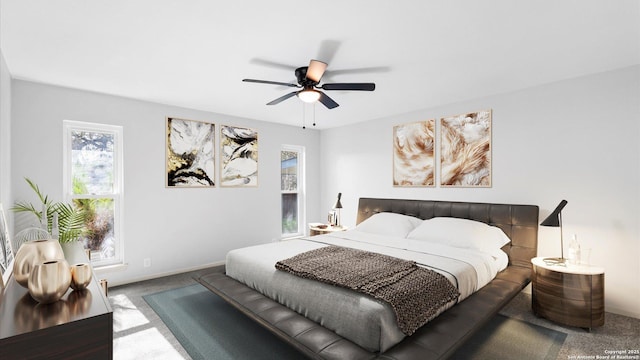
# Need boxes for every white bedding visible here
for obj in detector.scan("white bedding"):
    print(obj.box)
[225,230,505,352]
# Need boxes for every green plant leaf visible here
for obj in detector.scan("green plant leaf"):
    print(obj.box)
[12,178,88,243]
[53,202,88,243]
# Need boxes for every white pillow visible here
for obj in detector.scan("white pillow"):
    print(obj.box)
[353,212,423,238]
[406,217,511,254]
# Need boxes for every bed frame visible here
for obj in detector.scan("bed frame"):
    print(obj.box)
[197,198,539,359]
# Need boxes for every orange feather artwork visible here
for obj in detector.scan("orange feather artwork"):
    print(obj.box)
[393,120,436,187]
[440,110,492,187]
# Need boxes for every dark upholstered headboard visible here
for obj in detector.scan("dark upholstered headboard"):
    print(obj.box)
[357,198,539,268]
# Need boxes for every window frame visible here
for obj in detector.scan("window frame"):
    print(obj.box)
[62,120,124,268]
[281,144,306,238]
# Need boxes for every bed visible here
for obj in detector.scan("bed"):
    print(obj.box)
[197,198,539,359]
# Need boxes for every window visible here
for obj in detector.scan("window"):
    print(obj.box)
[63,121,123,267]
[281,145,305,237]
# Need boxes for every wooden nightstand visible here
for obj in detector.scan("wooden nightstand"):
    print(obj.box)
[531,257,604,330]
[308,223,347,236]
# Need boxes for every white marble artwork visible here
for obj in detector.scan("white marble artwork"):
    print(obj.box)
[166,117,215,187]
[220,125,258,187]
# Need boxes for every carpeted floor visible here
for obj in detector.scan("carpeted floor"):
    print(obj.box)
[144,283,566,360]
[110,267,640,360]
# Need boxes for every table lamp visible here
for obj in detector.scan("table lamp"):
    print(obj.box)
[333,193,343,228]
[540,199,568,265]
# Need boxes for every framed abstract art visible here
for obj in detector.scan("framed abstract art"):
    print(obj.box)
[0,204,14,288]
[440,109,492,187]
[220,125,258,187]
[392,120,435,187]
[166,117,216,187]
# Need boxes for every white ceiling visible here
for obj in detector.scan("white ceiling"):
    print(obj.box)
[1,0,639,129]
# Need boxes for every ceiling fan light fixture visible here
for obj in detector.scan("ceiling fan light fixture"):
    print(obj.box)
[298,89,321,103]
[243,58,375,109]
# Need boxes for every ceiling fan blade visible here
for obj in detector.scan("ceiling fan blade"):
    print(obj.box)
[321,83,376,91]
[306,60,328,83]
[326,66,390,77]
[243,79,299,88]
[249,58,297,71]
[318,92,339,109]
[321,66,390,82]
[266,91,299,105]
[316,40,341,65]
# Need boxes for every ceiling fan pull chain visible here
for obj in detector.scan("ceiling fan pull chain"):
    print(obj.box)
[313,103,316,127]
[302,103,306,129]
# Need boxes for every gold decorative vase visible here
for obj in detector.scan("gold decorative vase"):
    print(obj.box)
[13,239,65,287]
[69,263,92,291]
[28,259,72,304]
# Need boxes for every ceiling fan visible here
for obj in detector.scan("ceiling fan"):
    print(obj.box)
[242,59,375,109]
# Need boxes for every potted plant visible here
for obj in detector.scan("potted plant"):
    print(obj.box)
[12,178,87,243]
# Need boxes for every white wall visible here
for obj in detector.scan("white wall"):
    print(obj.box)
[320,66,640,318]
[0,50,12,236]
[8,66,640,318]
[10,80,321,285]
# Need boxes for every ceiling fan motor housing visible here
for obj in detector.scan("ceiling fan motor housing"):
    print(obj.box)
[295,67,317,87]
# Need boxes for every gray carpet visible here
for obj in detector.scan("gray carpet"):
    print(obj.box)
[144,283,566,360]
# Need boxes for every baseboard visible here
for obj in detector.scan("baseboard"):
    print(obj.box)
[605,306,640,320]
[107,261,225,288]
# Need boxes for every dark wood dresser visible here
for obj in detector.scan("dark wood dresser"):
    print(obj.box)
[0,242,112,359]
[531,256,604,330]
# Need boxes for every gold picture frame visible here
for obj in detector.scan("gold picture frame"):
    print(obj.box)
[392,120,436,187]
[166,117,216,187]
[440,109,492,187]
[220,125,258,187]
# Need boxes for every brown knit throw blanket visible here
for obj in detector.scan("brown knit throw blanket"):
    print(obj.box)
[275,246,460,335]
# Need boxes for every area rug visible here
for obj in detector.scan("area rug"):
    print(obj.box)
[143,284,305,360]
[451,314,567,360]
[145,284,567,360]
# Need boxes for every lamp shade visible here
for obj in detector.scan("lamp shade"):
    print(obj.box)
[333,193,343,209]
[540,200,568,227]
